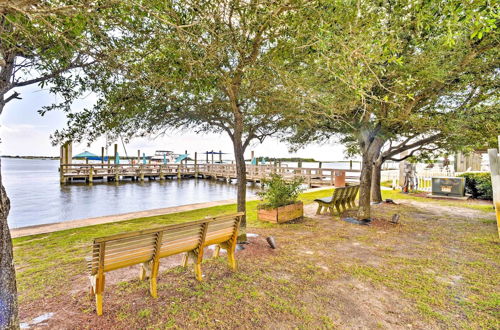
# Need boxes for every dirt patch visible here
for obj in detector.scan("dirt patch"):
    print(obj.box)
[314,278,436,329]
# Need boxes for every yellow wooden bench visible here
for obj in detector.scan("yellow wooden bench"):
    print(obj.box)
[87,212,243,315]
[315,185,360,215]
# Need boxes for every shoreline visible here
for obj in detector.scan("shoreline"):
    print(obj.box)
[10,186,332,238]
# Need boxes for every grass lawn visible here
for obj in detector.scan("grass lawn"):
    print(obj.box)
[13,188,499,328]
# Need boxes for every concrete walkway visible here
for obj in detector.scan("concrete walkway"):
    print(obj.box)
[11,186,333,238]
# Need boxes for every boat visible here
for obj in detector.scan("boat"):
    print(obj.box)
[151,150,177,163]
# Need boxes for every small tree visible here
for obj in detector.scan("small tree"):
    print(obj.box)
[258,174,303,209]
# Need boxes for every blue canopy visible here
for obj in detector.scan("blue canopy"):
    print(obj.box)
[73,151,98,159]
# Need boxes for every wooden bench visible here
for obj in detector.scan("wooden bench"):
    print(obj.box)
[87,212,243,315]
[314,185,360,215]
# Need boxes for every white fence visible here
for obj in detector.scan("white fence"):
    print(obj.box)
[381,169,456,192]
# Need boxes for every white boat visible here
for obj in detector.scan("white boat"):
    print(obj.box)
[150,150,178,163]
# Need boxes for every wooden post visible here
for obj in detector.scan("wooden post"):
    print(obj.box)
[114,164,119,182]
[139,165,144,181]
[60,145,65,183]
[219,150,222,163]
[251,150,255,162]
[114,144,118,163]
[298,160,302,168]
[66,142,72,164]
[137,150,140,164]
[194,152,198,177]
[206,151,209,164]
[318,161,322,169]
[211,150,214,164]
[89,166,93,183]
[64,143,69,166]
[177,164,181,179]
[350,160,353,170]
[488,136,500,238]
[101,147,105,168]
[159,164,164,180]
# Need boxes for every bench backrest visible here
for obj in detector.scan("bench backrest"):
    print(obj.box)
[331,185,359,202]
[88,212,244,275]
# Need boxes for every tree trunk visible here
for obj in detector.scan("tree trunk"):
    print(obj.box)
[357,134,384,220]
[0,158,18,330]
[371,159,383,203]
[232,138,247,230]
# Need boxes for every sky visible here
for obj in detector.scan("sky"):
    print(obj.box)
[0,85,350,161]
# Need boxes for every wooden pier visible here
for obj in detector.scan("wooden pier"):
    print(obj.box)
[59,163,360,187]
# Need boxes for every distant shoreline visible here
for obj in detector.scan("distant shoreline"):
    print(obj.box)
[1,155,59,160]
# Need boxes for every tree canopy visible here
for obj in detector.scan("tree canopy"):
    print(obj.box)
[282,0,499,216]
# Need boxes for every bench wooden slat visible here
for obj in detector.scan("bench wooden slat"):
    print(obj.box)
[160,228,203,241]
[159,237,201,251]
[102,244,156,257]
[104,256,156,272]
[103,248,156,263]
[101,234,157,247]
[205,227,234,240]
[99,238,157,254]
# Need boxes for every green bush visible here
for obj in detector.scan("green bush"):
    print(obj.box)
[458,172,493,200]
[257,174,304,209]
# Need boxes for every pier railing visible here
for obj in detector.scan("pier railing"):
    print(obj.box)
[59,163,360,187]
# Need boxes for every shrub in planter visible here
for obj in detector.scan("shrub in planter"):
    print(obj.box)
[458,172,493,200]
[257,174,304,223]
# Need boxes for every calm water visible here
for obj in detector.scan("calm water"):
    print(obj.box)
[1,158,360,228]
[2,158,260,228]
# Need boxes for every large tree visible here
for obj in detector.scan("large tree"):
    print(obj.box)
[285,0,499,218]
[52,0,308,232]
[0,2,112,328]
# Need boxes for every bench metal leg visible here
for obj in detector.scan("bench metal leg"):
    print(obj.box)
[316,204,323,215]
[194,263,203,281]
[148,260,160,298]
[94,274,105,316]
[96,293,103,316]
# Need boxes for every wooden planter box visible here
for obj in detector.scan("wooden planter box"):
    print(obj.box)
[258,201,304,223]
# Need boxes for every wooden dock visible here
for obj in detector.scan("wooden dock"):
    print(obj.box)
[59,163,360,187]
